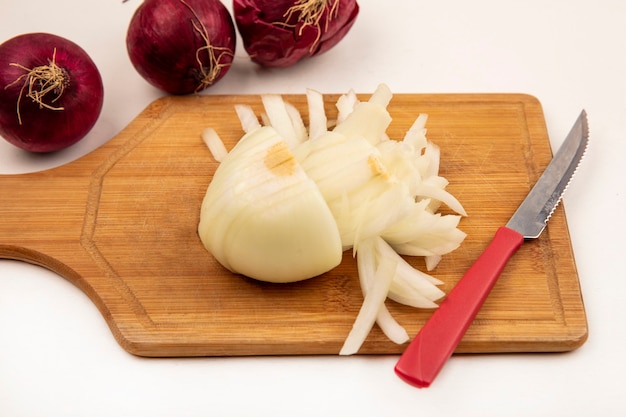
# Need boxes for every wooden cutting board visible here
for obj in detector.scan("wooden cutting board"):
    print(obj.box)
[0,93,588,357]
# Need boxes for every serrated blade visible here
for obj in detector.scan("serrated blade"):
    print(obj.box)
[506,110,589,238]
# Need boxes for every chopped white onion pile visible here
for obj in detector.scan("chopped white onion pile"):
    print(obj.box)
[198,84,467,354]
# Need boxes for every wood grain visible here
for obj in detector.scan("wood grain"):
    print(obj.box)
[0,93,588,356]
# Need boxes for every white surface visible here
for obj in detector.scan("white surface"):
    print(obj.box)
[1,0,624,415]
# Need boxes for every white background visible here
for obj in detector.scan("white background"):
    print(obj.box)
[1,1,625,416]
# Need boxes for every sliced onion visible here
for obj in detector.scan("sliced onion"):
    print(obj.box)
[335,88,358,123]
[261,94,309,148]
[356,237,409,344]
[425,255,443,272]
[416,181,467,216]
[234,104,261,133]
[333,101,392,145]
[199,83,468,354]
[306,88,327,140]
[340,237,398,355]
[402,113,429,149]
[201,127,228,162]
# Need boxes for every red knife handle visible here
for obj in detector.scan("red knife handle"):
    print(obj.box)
[394,226,524,388]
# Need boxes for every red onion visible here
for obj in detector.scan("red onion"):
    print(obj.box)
[126,0,236,95]
[233,0,359,68]
[0,33,104,153]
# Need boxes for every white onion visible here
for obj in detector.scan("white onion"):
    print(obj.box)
[201,127,228,162]
[335,88,358,123]
[197,84,467,354]
[340,237,399,355]
[305,88,327,140]
[234,104,261,133]
[198,126,342,283]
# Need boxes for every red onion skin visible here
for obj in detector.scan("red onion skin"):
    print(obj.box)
[233,0,359,68]
[127,0,236,95]
[0,33,104,153]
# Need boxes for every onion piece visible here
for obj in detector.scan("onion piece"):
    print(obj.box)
[284,102,308,145]
[416,181,467,216]
[306,88,327,140]
[335,88,358,123]
[425,255,442,271]
[402,113,429,149]
[234,104,261,133]
[340,237,398,355]
[201,127,228,162]
[355,237,409,344]
[306,89,328,140]
[384,211,466,258]
[261,95,294,138]
[377,239,445,307]
[333,102,392,145]
[422,142,441,178]
[261,94,307,148]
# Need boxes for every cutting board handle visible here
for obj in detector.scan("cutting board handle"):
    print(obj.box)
[0,97,172,266]
[0,98,176,353]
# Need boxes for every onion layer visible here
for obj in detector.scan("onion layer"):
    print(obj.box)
[233,0,359,67]
[0,33,103,153]
[126,0,236,94]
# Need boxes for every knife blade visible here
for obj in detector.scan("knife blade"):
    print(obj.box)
[394,110,589,388]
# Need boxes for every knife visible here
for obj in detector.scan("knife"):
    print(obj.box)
[394,110,589,388]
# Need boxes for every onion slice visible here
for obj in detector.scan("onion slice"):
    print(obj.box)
[234,104,261,133]
[340,237,399,355]
[306,88,327,140]
[201,127,228,162]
